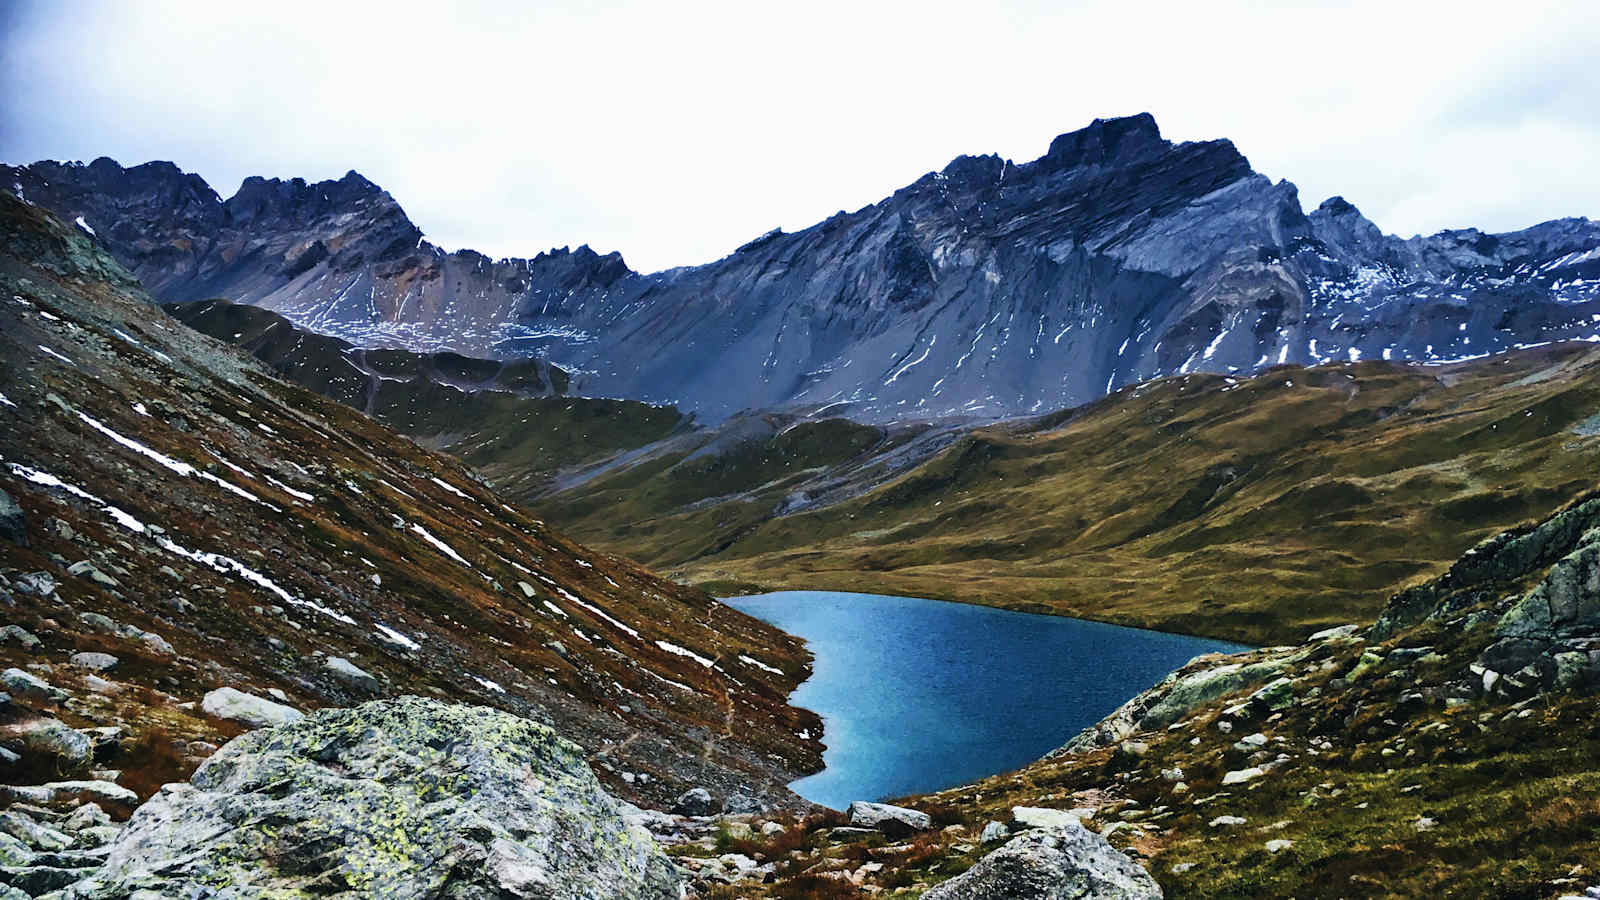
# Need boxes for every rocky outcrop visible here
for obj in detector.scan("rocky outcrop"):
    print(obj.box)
[64,697,682,899]
[12,115,1599,422]
[1053,650,1304,755]
[923,824,1162,899]
[1475,513,1600,696]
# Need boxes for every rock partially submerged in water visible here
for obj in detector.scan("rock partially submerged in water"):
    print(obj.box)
[65,696,682,898]
[924,824,1162,899]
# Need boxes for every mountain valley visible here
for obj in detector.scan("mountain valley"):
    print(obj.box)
[3,107,1600,900]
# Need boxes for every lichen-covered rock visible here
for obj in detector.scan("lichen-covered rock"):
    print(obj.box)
[68,653,118,672]
[923,824,1162,899]
[1054,651,1300,755]
[1,668,67,703]
[64,696,681,899]
[1478,532,1600,693]
[7,718,93,770]
[0,627,39,652]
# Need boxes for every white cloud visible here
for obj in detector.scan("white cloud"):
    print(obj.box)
[2,0,1595,271]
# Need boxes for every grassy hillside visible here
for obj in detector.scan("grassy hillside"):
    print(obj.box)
[545,347,1600,645]
[0,195,821,811]
[169,298,687,497]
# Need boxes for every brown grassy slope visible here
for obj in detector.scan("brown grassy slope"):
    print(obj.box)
[0,193,821,810]
[704,491,1600,899]
[166,297,688,500]
[546,348,1600,645]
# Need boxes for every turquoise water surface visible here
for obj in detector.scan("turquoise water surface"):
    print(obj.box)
[724,590,1247,810]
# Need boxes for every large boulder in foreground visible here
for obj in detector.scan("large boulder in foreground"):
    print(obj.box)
[66,696,682,899]
[923,824,1162,899]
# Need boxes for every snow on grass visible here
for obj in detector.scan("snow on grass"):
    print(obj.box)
[264,473,314,502]
[428,476,471,500]
[73,215,95,236]
[155,536,356,624]
[76,410,273,508]
[38,310,60,322]
[642,669,695,693]
[112,328,174,365]
[409,522,471,567]
[472,675,506,694]
[0,392,14,408]
[38,344,74,365]
[542,599,568,618]
[374,623,420,651]
[132,402,149,416]
[559,587,640,639]
[9,463,101,503]
[207,449,256,480]
[656,639,716,668]
[8,460,351,624]
[739,654,784,675]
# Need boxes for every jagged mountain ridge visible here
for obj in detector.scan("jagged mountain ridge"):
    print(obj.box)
[9,113,1600,421]
[0,192,822,812]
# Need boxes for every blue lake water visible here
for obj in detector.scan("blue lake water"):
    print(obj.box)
[724,590,1248,810]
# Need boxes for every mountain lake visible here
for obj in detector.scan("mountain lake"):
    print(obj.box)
[724,590,1249,810]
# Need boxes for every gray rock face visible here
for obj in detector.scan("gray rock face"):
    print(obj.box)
[1054,651,1300,755]
[847,801,933,838]
[671,787,717,817]
[13,115,1600,424]
[324,656,380,693]
[0,627,40,652]
[67,696,681,899]
[199,686,303,729]
[8,719,94,770]
[923,824,1162,899]
[1475,516,1600,695]
[1,669,67,703]
[0,489,25,545]
[68,653,118,672]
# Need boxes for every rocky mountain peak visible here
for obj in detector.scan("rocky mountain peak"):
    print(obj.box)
[10,114,1600,422]
[1315,195,1360,217]
[1042,112,1167,169]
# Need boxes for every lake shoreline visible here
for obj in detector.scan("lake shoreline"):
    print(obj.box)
[724,590,1248,810]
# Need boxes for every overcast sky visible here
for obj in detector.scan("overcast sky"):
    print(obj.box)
[3,0,1595,272]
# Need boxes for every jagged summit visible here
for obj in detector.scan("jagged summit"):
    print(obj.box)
[9,114,1600,421]
[1042,112,1169,167]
